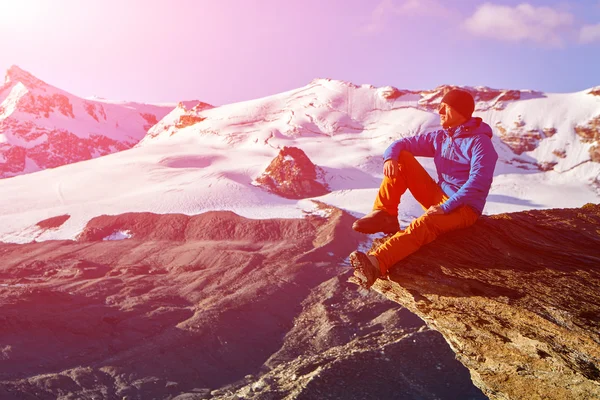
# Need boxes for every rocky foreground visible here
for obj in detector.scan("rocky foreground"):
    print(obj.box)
[0,206,484,399]
[360,203,600,400]
[3,203,598,399]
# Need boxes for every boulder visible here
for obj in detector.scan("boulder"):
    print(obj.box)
[255,146,330,199]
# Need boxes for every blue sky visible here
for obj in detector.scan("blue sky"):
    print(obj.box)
[0,0,599,104]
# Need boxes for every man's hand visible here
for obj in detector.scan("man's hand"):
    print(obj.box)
[383,159,399,178]
[426,205,445,215]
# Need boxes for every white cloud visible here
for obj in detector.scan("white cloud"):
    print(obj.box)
[360,0,457,35]
[464,3,574,47]
[580,23,600,43]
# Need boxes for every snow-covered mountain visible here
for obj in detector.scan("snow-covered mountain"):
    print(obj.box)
[0,65,196,177]
[143,79,600,175]
[0,78,598,243]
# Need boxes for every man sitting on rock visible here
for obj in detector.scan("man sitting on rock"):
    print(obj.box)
[350,89,498,288]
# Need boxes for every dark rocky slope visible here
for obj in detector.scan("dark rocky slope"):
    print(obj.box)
[357,203,600,400]
[0,207,483,399]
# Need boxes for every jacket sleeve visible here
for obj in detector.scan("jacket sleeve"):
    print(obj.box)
[382,131,438,162]
[440,135,498,214]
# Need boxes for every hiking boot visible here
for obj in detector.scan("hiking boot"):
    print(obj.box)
[352,210,400,234]
[349,251,381,289]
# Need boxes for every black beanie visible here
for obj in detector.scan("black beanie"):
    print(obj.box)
[441,89,475,119]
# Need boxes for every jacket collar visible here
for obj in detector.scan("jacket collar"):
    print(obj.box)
[446,117,491,138]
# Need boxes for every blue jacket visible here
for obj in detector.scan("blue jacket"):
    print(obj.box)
[383,117,498,215]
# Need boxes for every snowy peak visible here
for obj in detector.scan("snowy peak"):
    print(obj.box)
[4,65,49,90]
[143,79,551,148]
[140,101,214,144]
[138,78,600,198]
[0,66,179,178]
[1,65,90,120]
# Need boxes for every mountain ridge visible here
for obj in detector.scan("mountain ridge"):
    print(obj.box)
[0,66,185,178]
[0,205,486,400]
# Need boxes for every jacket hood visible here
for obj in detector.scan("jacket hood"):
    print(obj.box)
[454,117,493,138]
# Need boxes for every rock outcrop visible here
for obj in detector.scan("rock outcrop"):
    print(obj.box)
[589,87,600,96]
[591,145,600,163]
[494,121,564,170]
[575,116,600,144]
[495,124,544,155]
[377,86,413,100]
[141,101,214,142]
[575,116,600,163]
[358,203,600,400]
[36,214,70,230]
[255,146,330,199]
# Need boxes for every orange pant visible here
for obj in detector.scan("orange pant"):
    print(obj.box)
[371,151,479,275]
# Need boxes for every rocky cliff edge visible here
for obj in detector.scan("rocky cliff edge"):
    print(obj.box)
[358,203,600,400]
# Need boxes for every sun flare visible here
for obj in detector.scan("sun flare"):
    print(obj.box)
[0,0,47,26]
[0,0,30,16]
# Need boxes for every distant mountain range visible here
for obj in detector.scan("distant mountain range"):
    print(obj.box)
[2,67,598,183]
[0,65,201,178]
